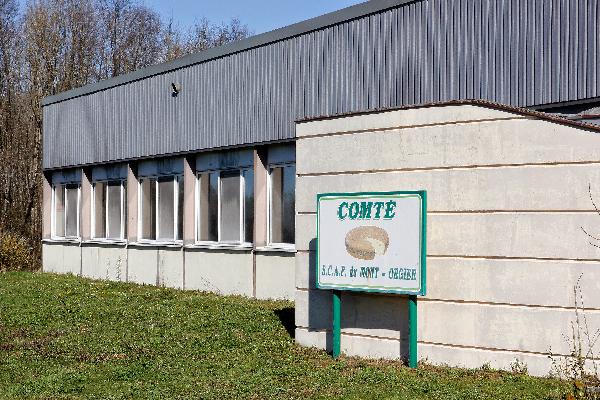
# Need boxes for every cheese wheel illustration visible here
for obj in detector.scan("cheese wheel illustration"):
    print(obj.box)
[344,226,389,260]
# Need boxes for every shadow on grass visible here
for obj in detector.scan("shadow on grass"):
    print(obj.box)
[274,307,295,339]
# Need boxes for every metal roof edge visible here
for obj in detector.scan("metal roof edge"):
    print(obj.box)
[294,99,600,134]
[528,96,600,111]
[41,0,417,107]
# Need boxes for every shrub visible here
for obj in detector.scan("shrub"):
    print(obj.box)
[0,233,37,272]
[549,275,600,400]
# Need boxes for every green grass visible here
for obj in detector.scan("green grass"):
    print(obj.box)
[0,272,567,399]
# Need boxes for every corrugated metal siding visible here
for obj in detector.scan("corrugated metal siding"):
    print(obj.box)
[43,0,600,169]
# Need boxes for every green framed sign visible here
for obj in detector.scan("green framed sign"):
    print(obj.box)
[316,191,427,296]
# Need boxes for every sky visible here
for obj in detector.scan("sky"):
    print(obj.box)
[141,0,366,34]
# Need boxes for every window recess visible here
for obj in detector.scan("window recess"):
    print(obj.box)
[138,175,183,242]
[196,168,253,245]
[268,163,295,247]
[51,180,81,240]
[92,180,127,240]
[50,169,81,240]
[137,158,184,244]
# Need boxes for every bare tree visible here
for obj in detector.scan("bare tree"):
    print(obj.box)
[96,0,163,79]
[0,0,250,266]
[0,0,27,237]
[160,18,185,63]
[183,17,251,54]
[0,0,18,104]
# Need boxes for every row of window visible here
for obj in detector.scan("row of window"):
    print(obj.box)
[51,163,296,247]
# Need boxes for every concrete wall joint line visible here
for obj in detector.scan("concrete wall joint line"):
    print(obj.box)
[295,330,595,360]
[419,340,573,359]
[252,250,257,298]
[429,254,600,263]
[296,160,600,178]
[182,247,186,290]
[425,255,600,265]
[296,326,331,333]
[295,251,600,263]
[298,210,600,215]
[297,326,402,342]
[295,288,600,312]
[304,328,571,355]
[339,331,404,341]
[420,297,600,312]
[125,245,129,283]
[297,117,526,140]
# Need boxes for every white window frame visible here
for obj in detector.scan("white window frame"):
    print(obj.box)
[266,162,295,249]
[91,179,126,241]
[137,174,183,244]
[195,167,252,246]
[51,183,81,240]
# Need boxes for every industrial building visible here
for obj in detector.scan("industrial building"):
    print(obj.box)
[42,0,600,375]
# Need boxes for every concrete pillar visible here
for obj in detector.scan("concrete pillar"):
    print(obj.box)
[42,172,52,239]
[127,162,138,242]
[253,147,268,247]
[183,156,196,245]
[80,168,92,240]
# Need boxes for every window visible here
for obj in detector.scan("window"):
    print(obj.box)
[92,180,127,240]
[196,168,253,244]
[268,164,295,246]
[197,172,218,242]
[139,175,183,242]
[52,184,80,238]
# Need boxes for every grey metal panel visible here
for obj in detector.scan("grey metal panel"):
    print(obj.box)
[51,169,81,184]
[267,144,295,165]
[41,0,414,106]
[91,164,128,181]
[43,0,600,169]
[138,158,184,177]
[196,149,254,171]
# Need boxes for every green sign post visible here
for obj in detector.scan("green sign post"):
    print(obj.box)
[316,191,427,367]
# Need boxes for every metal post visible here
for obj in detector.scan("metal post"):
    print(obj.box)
[332,290,341,358]
[408,295,418,368]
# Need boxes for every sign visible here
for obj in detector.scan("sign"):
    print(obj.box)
[316,191,426,295]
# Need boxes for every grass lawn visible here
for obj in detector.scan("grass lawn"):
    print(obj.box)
[0,272,567,399]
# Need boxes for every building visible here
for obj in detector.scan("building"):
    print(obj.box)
[42,0,600,376]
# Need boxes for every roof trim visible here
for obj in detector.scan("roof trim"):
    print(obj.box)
[295,99,600,134]
[41,0,417,107]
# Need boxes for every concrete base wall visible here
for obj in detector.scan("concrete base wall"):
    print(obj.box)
[159,248,184,289]
[185,249,253,296]
[295,104,600,377]
[127,247,159,285]
[42,244,290,300]
[255,251,295,300]
[81,245,127,281]
[125,247,185,288]
[42,242,81,275]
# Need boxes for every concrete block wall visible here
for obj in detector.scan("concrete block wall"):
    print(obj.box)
[43,244,294,299]
[295,104,600,376]
[185,249,253,296]
[81,244,127,282]
[42,242,81,275]
[255,251,295,300]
